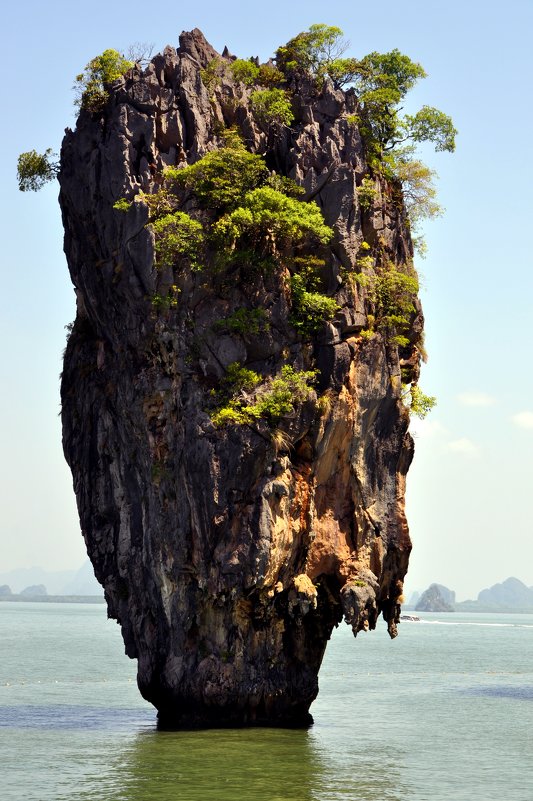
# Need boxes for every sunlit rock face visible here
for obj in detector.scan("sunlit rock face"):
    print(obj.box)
[60,29,421,727]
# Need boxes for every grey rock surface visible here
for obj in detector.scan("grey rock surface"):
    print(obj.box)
[60,29,423,726]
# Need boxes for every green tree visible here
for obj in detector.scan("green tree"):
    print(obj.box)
[166,140,268,210]
[229,58,260,86]
[356,265,419,346]
[348,50,456,160]
[404,384,436,419]
[152,212,205,270]
[74,49,134,112]
[276,26,456,166]
[17,149,58,192]
[394,159,441,222]
[250,88,294,128]
[212,186,332,252]
[275,24,348,78]
[289,274,339,334]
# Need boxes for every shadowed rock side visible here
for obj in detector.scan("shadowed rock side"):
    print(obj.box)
[60,29,422,726]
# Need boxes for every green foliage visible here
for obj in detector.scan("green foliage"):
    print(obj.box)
[356,176,377,211]
[230,58,259,85]
[167,142,268,210]
[200,58,226,93]
[276,24,347,78]
[211,361,262,427]
[394,158,442,224]
[211,405,259,426]
[151,212,204,270]
[264,173,305,197]
[404,384,437,419]
[253,366,317,422]
[403,106,457,152]
[138,188,176,219]
[74,49,133,112]
[353,49,427,101]
[163,137,329,274]
[257,64,285,87]
[326,57,360,88]
[350,50,456,159]
[223,362,262,392]
[152,285,180,310]
[113,197,132,212]
[250,88,294,127]
[215,307,269,336]
[355,265,418,344]
[212,365,317,427]
[213,187,332,251]
[16,149,58,192]
[288,258,338,334]
[273,24,455,255]
[289,277,339,334]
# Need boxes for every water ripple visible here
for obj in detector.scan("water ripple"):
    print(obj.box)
[0,704,155,730]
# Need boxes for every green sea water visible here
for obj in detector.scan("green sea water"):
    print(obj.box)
[1,602,532,800]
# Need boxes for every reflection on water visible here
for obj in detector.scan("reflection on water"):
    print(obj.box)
[0,704,406,801]
[0,704,153,730]
[111,728,317,801]
[100,725,405,801]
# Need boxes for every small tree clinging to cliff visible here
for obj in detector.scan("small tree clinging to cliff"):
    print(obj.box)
[17,149,59,192]
[74,49,133,112]
[276,25,456,167]
[275,24,349,79]
[17,49,134,191]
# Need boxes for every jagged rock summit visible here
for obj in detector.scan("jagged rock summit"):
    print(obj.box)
[60,29,423,726]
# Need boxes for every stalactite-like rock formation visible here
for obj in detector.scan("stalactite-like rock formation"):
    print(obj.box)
[60,29,422,726]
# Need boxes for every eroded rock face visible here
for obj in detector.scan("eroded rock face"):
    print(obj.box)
[60,29,421,726]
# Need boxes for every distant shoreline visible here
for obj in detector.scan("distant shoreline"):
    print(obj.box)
[0,595,105,604]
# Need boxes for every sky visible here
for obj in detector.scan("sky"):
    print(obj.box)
[1,0,532,601]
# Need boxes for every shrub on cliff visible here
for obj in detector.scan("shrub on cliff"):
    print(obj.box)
[212,187,332,252]
[250,88,294,128]
[74,49,133,112]
[288,257,339,335]
[355,265,419,347]
[152,213,205,271]
[166,141,268,210]
[289,275,339,335]
[406,385,437,419]
[229,58,260,86]
[212,365,317,427]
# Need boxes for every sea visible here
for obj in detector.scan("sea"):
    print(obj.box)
[1,603,532,801]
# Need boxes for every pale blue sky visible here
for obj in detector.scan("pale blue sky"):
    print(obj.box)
[2,0,532,600]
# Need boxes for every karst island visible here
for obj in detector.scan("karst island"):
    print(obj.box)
[19,24,454,726]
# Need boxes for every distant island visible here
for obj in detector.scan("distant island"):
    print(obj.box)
[409,577,533,613]
[0,561,104,602]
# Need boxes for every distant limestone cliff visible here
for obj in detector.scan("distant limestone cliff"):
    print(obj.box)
[415,584,455,613]
[60,29,425,726]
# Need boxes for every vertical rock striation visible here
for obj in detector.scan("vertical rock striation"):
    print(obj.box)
[60,30,422,726]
